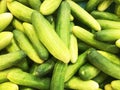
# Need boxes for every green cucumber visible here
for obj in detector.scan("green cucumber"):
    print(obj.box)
[78,63,100,80]
[67,0,101,31]
[72,26,119,53]
[31,11,70,63]
[0,82,19,90]
[7,69,50,90]
[65,76,99,90]
[13,30,44,64]
[87,48,120,79]
[0,50,26,70]
[64,49,88,82]
[23,22,49,60]
[56,1,71,47]
[50,61,67,90]
[94,30,120,42]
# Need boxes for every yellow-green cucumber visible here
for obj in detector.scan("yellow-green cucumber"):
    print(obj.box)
[91,10,120,21]
[78,63,100,80]
[28,0,41,11]
[0,31,13,51]
[0,50,26,70]
[0,0,7,13]
[66,0,101,31]
[104,84,113,90]
[97,0,113,11]
[85,0,102,12]
[65,50,88,82]
[50,61,67,90]
[7,69,50,90]
[31,11,70,63]
[115,39,120,48]
[94,30,120,42]
[0,82,19,90]
[0,13,13,32]
[40,0,62,15]
[7,1,34,22]
[6,38,29,71]
[72,26,119,53]
[0,68,20,83]
[97,19,120,29]
[65,76,99,90]
[111,80,120,90]
[23,22,49,60]
[12,18,25,32]
[56,1,71,48]
[13,30,44,64]
[87,48,120,79]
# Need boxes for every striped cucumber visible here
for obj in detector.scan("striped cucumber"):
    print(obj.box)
[87,48,120,79]
[50,61,67,90]
[0,31,13,51]
[0,50,26,70]
[13,30,44,64]
[56,1,71,47]
[31,11,71,63]
[40,0,62,15]
[23,22,49,60]
[72,26,119,53]
[67,0,101,31]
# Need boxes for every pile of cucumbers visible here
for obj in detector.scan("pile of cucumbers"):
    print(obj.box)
[0,0,120,90]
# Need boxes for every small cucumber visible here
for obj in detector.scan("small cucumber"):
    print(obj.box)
[0,0,7,13]
[50,61,67,90]
[23,22,49,60]
[67,0,101,31]
[0,31,13,51]
[111,80,120,90]
[87,48,120,79]
[65,49,88,82]
[0,50,26,70]
[0,13,13,32]
[104,84,113,90]
[115,38,120,48]
[7,69,50,90]
[31,11,70,63]
[13,30,44,64]
[56,1,71,47]
[94,30,120,42]
[40,0,62,15]
[78,63,100,80]
[7,1,34,22]
[0,82,19,90]
[72,26,119,53]
[65,76,99,90]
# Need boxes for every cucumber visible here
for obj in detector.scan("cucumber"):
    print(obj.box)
[0,50,26,70]
[111,80,120,90]
[13,30,44,64]
[115,4,120,16]
[23,22,49,60]
[16,0,29,6]
[0,13,13,32]
[19,86,34,90]
[40,0,62,15]
[65,49,88,82]
[78,63,100,80]
[72,26,119,53]
[56,1,71,47]
[0,82,19,90]
[7,1,34,22]
[94,30,120,42]
[31,11,70,63]
[7,69,50,90]
[87,48,120,79]
[65,76,99,90]
[35,58,55,77]
[115,38,120,48]
[104,84,113,90]
[97,19,120,29]
[67,0,101,31]
[91,10,120,21]
[50,61,67,90]
[0,0,7,13]
[0,31,13,51]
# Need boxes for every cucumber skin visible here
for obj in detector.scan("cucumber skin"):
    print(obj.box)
[87,48,120,79]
